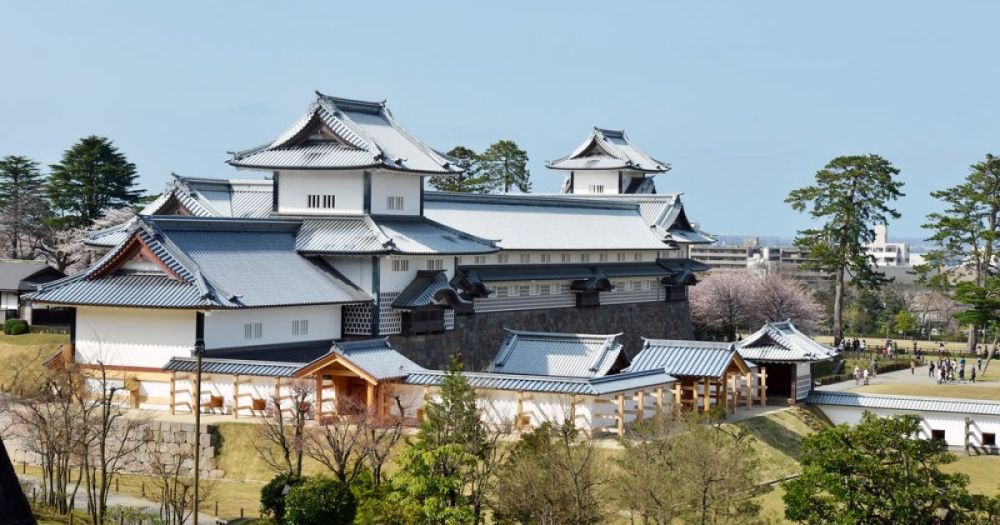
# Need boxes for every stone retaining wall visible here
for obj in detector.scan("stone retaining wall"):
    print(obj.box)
[3,418,224,480]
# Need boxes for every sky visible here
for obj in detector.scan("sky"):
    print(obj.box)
[2,1,999,239]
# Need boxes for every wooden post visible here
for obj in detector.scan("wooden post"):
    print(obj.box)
[366,383,375,411]
[745,372,753,409]
[516,391,525,430]
[759,367,767,406]
[233,374,239,419]
[719,374,727,410]
[636,390,645,422]
[655,386,664,416]
[691,380,699,410]
[702,378,711,412]
[729,375,736,414]
[616,393,625,437]
[315,375,323,421]
[169,372,176,416]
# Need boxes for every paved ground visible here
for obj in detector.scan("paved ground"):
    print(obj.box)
[817,363,995,393]
[20,473,223,524]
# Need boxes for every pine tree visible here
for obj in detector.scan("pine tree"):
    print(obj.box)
[479,140,531,193]
[786,154,904,344]
[47,136,142,227]
[921,153,1000,351]
[429,146,491,193]
[390,356,490,524]
[0,155,49,258]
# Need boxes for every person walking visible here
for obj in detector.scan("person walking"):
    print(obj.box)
[972,366,977,383]
[978,356,983,371]
[937,366,945,385]
[929,361,935,378]
[959,365,966,382]
[863,368,870,385]
[861,339,868,355]
[854,365,862,385]
[911,359,916,375]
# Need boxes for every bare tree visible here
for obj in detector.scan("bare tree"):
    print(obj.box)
[147,448,216,525]
[1,357,82,514]
[305,397,370,485]
[76,364,147,525]
[38,206,135,273]
[690,272,754,340]
[255,380,313,478]
[748,273,824,331]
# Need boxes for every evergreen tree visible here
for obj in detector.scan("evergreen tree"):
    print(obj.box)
[786,155,904,344]
[47,136,142,227]
[390,356,491,524]
[429,146,491,193]
[0,155,49,258]
[783,413,992,524]
[479,140,531,193]
[921,153,1000,351]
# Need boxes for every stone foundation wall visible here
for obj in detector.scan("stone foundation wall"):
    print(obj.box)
[390,300,694,370]
[4,419,224,480]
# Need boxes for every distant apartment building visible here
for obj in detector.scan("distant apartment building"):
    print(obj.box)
[865,224,910,266]
[692,240,829,285]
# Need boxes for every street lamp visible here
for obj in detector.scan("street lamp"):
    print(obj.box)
[192,337,205,525]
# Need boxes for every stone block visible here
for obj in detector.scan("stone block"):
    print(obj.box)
[198,433,212,447]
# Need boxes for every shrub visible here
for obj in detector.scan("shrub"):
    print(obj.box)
[260,473,303,524]
[284,475,356,525]
[3,318,29,335]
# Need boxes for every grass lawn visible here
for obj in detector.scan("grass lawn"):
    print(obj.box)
[850,382,1000,401]
[0,332,68,388]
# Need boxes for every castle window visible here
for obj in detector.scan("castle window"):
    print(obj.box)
[561,253,571,263]
[598,253,608,262]
[244,322,263,340]
[426,259,444,270]
[292,319,309,336]
[517,285,531,296]
[494,286,509,298]
[387,196,404,210]
[580,253,591,263]
[540,253,551,263]
[392,260,410,272]
[617,253,626,262]
[538,284,551,296]
[633,252,642,261]
[474,255,486,264]
[589,184,605,193]
[520,254,530,263]
[307,194,336,209]
[498,253,509,264]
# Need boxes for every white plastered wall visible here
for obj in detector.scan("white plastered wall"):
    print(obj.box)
[370,172,422,216]
[572,171,620,194]
[277,170,365,215]
[202,305,342,349]
[75,306,196,368]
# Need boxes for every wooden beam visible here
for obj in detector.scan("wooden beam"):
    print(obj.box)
[745,372,753,409]
[702,378,711,413]
[274,377,281,413]
[635,390,645,422]
[315,375,324,421]
[516,391,525,431]
[759,367,767,406]
[568,395,577,424]
[366,383,375,411]
[656,386,664,416]
[233,374,239,419]
[169,372,176,416]
[616,393,625,437]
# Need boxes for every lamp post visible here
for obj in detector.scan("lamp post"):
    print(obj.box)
[192,337,205,525]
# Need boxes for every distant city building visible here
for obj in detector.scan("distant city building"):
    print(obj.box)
[690,240,829,285]
[865,224,910,266]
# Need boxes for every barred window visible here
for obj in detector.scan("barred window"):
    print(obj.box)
[561,253,571,263]
[392,260,409,272]
[474,255,486,264]
[307,194,336,209]
[520,254,530,263]
[599,253,608,262]
[244,322,263,340]
[494,286,509,298]
[580,253,591,263]
[387,196,404,210]
[498,253,509,264]
[292,319,309,336]
[540,253,551,263]
[426,259,443,270]
[517,285,531,297]
[617,253,626,262]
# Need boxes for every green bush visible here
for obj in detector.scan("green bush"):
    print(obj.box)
[284,475,356,525]
[260,473,303,524]
[3,318,29,335]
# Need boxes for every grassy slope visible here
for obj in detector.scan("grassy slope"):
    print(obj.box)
[0,332,68,387]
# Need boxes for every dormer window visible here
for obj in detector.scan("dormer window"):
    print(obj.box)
[387,196,404,210]
[308,194,335,209]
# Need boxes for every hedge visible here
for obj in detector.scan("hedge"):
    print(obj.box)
[3,319,29,336]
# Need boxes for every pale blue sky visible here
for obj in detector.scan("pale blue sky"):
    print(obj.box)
[2,1,999,238]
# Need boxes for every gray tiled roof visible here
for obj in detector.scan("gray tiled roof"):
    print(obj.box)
[807,391,1000,417]
[424,192,667,251]
[332,338,426,380]
[547,128,670,173]
[627,340,741,378]
[164,357,303,377]
[556,194,714,245]
[0,260,63,292]
[488,329,625,378]
[391,270,468,310]
[32,216,371,309]
[296,215,497,255]
[229,93,462,175]
[737,321,838,363]
[405,368,675,396]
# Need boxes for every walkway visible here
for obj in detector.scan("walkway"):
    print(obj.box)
[816,363,996,394]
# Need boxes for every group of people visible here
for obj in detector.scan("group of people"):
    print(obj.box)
[843,337,906,358]
[928,355,982,384]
